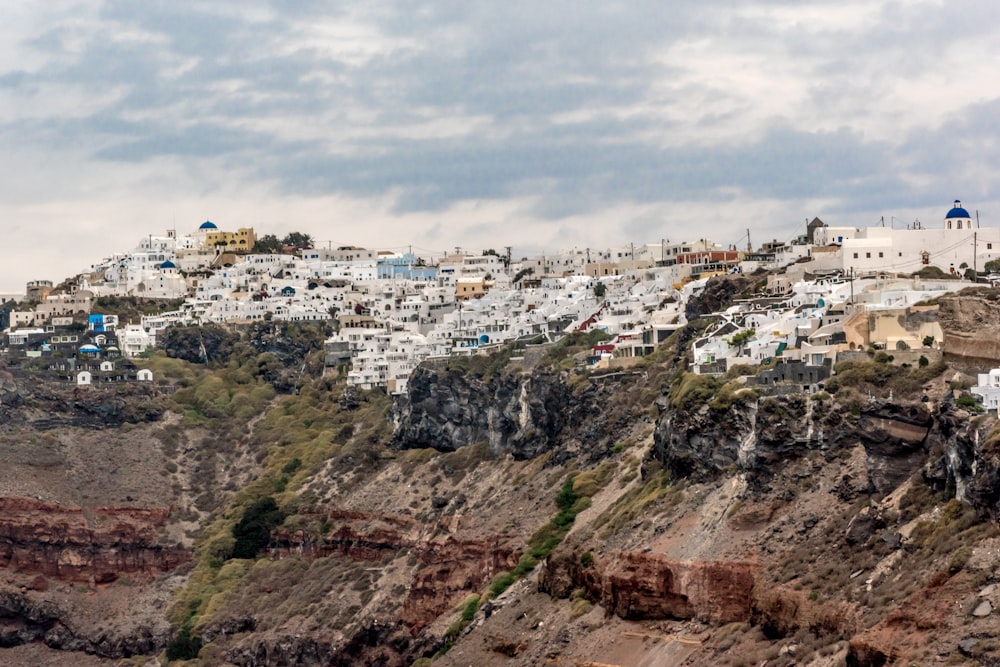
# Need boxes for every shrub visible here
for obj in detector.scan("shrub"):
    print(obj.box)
[231,496,285,559]
[489,572,516,598]
[956,394,984,413]
[165,626,202,661]
[670,372,721,411]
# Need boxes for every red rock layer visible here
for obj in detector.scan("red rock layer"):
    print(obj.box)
[0,497,189,583]
[543,550,758,624]
[272,509,518,631]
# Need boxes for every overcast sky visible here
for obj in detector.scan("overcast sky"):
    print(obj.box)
[2,1,1000,291]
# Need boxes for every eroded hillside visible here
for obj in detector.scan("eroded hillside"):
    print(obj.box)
[2,318,1000,666]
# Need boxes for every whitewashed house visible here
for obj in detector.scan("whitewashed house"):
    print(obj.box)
[972,369,1000,411]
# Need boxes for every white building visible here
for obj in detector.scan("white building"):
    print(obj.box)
[814,200,1000,276]
[972,369,1000,412]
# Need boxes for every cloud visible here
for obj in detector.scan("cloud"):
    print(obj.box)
[1,1,1000,289]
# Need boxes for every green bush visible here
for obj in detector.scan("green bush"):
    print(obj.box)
[669,372,721,411]
[165,626,202,661]
[231,496,285,559]
[488,572,516,598]
[281,458,302,475]
[956,394,984,413]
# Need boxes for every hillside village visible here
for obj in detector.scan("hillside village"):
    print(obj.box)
[3,201,1000,396]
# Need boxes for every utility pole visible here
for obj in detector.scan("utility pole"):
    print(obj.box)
[504,246,511,274]
[974,232,978,279]
[746,228,751,252]
[849,267,855,307]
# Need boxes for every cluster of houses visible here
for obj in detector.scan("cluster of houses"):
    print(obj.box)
[4,201,1000,399]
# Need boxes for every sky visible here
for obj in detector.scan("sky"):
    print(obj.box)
[2,1,1000,291]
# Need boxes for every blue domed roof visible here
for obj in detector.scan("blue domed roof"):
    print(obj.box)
[946,200,970,219]
[159,260,176,269]
[199,220,218,229]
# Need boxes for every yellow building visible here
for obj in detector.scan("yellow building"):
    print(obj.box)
[204,227,257,253]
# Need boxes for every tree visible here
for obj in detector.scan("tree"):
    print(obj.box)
[282,232,313,249]
[231,496,285,559]
[252,234,283,254]
[985,259,1000,274]
[730,328,756,352]
[593,282,606,298]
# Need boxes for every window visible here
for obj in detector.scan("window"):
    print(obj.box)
[989,243,993,250]
[958,221,963,229]
[878,252,883,258]
[948,221,952,229]
[853,252,858,259]
[866,252,871,259]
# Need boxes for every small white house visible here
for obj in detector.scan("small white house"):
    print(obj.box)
[972,369,1000,411]
[100,361,114,371]
[77,371,92,386]
[136,369,153,382]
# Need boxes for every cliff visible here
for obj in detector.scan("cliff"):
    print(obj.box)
[938,288,1000,364]
[3,318,1000,666]
[0,498,187,583]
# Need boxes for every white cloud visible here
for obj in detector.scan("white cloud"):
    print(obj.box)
[1,1,999,290]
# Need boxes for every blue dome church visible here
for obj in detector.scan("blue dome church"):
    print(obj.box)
[945,200,972,230]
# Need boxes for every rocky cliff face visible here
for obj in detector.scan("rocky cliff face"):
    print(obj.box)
[926,404,1000,521]
[0,498,188,583]
[0,369,165,430]
[270,509,518,631]
[4,316,1000,666]
[392,364,648,461]
[391,366,574,459]
[541,550,757,624]
[938,289,1000,364]
[654,394,936,495]
[0,499,187,660]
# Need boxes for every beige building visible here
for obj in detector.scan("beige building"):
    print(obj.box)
[456,277,487,301]
[843,305,941,351]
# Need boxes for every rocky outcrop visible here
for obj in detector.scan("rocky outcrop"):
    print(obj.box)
[541,550,757,624]
[0,589,171,657]
[272,509,518,631]
[926,404,1000,520]
[391,366,572,459]
[0,498,188,582]
[938,290,1000,364]
[225,617,422,667]
[392,364,641,461]
[655,396,934,494]
[685,274,765,321]
[0,372,165,430]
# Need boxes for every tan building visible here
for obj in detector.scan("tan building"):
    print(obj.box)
[456,277,486,301]
[204,227,257,253]
[843,305,942,351]
[25,280,53,303]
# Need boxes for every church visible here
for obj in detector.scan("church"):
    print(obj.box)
[813,200,1000,276]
